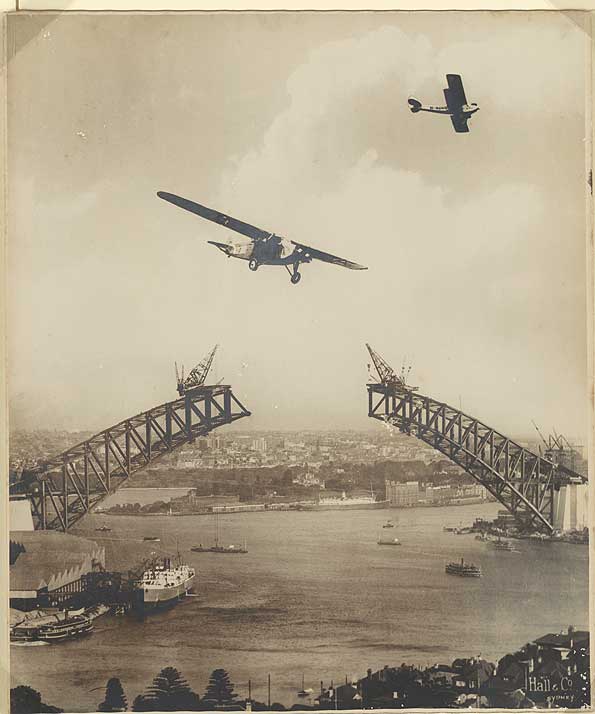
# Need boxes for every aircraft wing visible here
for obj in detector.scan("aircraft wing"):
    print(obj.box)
[157,192,272,241]
[444,74,467,112]
[291,241,367,270]
[450,115,469,133]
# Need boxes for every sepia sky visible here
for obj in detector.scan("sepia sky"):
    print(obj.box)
[7,12,590,439]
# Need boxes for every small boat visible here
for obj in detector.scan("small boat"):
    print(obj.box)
[297,676,313,697]
[443,526,456,532]
[475,533,490,541]
[378,537,401,546]
[445,558,481,577]
[95,525,111,532]
[492,538,514,551]
[382,520,395,529]
[143,536,160,542]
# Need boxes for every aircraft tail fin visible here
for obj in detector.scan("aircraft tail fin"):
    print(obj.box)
[408,98,422,113]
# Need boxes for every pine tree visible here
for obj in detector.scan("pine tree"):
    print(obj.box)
[98,678,128,712]
[204,669,237,705]
[131,694,151,712]
[10,686,63,714]
[134,667,200,711]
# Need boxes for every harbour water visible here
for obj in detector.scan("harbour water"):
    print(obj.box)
[10,501,588,712]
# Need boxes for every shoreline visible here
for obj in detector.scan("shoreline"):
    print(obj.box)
[99,497,494,517]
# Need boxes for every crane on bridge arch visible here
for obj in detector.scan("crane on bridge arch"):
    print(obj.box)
[11,347,251,532]
[366,344,586,533]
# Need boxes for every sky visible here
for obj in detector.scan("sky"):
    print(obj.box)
[6,11,591,440]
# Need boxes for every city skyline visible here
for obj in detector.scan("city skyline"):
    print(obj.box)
[7,12,590,441]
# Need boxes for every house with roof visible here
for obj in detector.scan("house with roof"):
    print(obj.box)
[533,626,589,662]
[483,627,589,709]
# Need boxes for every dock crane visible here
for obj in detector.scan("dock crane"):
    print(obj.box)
[176,345,220,396]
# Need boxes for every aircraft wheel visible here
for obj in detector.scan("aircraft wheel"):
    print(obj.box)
[290,271,301,285]
[249,260,259,272]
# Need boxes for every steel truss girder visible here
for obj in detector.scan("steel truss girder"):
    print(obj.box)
[24,386,250,531]
[368,383,586,533]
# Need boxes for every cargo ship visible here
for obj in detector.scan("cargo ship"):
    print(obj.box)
[445,558,481,577]
[134,557,195,608]
[298,491,388,511]
[191,543,247,554]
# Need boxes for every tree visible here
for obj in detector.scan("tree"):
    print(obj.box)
[98,678,128,712]
[133,667,200,711]
[10,686,62,714]
[203,669,237,705]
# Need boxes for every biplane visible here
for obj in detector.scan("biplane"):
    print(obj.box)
[408,74,479,133]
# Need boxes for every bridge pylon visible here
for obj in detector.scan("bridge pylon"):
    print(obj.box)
[13,384,250,531]
[366,345,586,533]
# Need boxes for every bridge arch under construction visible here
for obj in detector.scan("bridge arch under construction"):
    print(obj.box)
[366,344,587,533]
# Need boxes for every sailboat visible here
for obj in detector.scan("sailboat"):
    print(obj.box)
[297,675,313,697]
[191,511,248,554]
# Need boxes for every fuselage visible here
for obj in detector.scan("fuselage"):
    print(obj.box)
[209,236,311,266]
[414,103,479,118]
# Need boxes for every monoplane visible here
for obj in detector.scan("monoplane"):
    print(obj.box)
[408,74,479,133]
[157,191,367,284]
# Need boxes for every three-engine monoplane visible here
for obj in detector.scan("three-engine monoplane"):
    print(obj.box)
[408,74,479,133]
[157,192,367,284]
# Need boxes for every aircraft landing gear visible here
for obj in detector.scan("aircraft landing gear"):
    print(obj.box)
[286,263,301,285]
[249,259,259,271]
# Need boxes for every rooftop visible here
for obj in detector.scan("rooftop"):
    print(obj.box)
[533,628,589,649]
[10,530,105,594]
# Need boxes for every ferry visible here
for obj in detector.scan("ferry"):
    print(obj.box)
[445,558,481,577]
[492,538,514,551]
[377,537,401,546]
[36,615,94,642]
[134,557,195,608]
[11,613,93,643]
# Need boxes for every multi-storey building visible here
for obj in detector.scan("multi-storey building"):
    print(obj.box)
[385,480,420,507]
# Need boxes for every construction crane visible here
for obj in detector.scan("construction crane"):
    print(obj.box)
[176,345,219,396]
[365,344,418,391]
[531,420,550,457]
[531,421,582,472]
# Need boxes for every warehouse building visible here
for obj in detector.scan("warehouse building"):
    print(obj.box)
[10,530,106,611]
